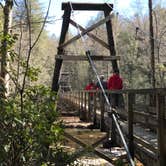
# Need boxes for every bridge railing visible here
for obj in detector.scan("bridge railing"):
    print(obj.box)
[60,88,166,166]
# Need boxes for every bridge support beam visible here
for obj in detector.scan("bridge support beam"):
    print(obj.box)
[127,93,135,159]
[157,93,166,166]
[100,92,106,132]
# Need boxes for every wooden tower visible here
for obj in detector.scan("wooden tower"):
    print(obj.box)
[52,2,119,92]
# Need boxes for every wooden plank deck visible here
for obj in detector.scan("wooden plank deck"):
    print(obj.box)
[58,88,166,166]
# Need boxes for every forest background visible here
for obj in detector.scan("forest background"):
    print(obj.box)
[1,0,165,90]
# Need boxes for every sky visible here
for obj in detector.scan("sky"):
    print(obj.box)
[38,0,163,37]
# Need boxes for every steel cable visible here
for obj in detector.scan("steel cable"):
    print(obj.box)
[69,2,135,166]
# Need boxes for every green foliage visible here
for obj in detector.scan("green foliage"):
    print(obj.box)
[0,85,61,165]
[27,66,40,82]
[0,33,18,54]
[0,84,77,165]
[115,159,124,166]
[0,25,75,166]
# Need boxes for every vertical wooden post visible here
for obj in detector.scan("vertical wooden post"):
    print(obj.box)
[71,91,73,103]
[69,92,72,102]
[74,92,76,106]
[127,92,135,159]
[77,91,79,106]
[80,91,84,120]
[76,92,78,106]
[100,92,105,132]
[157,93,166,166]
[73,91,75,104]
[52,7,71,92]
[88,92,91,121]
[104,5,118,72]
[72,92,74,103]
[109,91,116,145]
[78,91,81,116]
[75,91,77,104]
[93,91,97,127]
[84,92,87,121]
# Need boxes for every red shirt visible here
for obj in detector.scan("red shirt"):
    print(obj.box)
[85,83,96,96]
[85,83,96,91]
[107,74,123,90]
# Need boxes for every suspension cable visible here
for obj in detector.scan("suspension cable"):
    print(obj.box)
[69,2,135,166]
[86,51,135,166]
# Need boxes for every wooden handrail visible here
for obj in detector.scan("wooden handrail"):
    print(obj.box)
[61,88,166,166]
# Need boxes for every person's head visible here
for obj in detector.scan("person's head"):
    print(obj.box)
[100,75,104,80]
[89,79,94,84]
[113,69,119,74]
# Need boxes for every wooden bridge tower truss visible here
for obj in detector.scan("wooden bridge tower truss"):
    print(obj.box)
[52,2,119,92]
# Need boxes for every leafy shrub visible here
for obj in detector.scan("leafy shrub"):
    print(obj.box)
[0,85,68,165]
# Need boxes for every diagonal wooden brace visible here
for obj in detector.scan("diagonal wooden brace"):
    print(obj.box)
[59,14,113,49]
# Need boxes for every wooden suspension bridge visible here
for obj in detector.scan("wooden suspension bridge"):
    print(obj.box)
[51,2,166,166]
[57,89,166,166]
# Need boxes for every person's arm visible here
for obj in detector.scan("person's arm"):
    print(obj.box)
[85,85,89,90]
[120,79,123,89]
[107,78,111,89]
[109,76,114,90]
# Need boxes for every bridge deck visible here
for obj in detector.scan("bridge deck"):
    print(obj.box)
[60,114,127,165]
[60,113,145,165]
[58,89,166,166]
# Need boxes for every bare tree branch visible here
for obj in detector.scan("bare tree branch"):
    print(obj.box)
[0,18,62,34]
[13,0,19,6]
[31,0,52,49]
[19,0,31,112]
[20,0,52,108]
[0,2,4,8]
[16,18,23,93]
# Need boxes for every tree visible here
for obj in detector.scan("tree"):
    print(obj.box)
[149,0,155,88]
[0,0,75,165]
[152,5,166,87]
[0,0,13,96]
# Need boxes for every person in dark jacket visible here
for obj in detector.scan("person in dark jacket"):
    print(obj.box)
[96,75,107,90]
[107,69,123,108]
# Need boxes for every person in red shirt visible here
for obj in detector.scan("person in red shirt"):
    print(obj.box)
[85,80,96,116]
[107,70,123,90]
[85,80,96,98]
[107,69,123,107]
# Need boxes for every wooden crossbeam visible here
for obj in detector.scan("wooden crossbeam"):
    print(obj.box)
[134,135,157,153]
[64,131,113,163]
[94,149,114,163]
[64,131,87,148]
[58,14,113,49]
[70,19,110,50]
[62,2,113,11]
[56,55,120,61]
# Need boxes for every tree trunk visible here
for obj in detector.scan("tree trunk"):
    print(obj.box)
[0,0,13,96]
[148,0,155,88]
